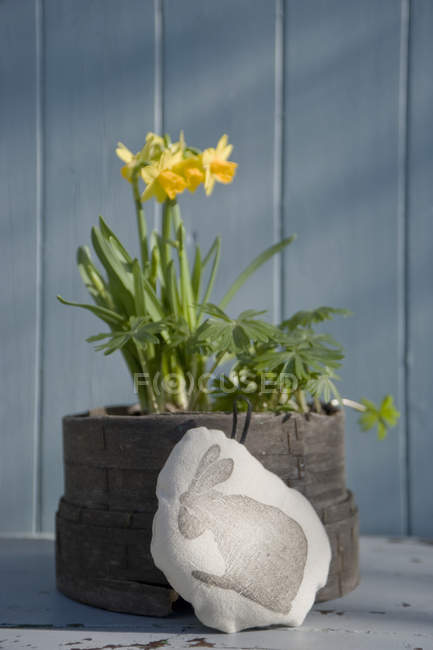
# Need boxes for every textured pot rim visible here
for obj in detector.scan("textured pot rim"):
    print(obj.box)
[63,404,344,423]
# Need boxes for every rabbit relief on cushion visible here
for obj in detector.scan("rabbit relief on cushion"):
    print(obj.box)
[151,426,331,633]
[178,443,308,614]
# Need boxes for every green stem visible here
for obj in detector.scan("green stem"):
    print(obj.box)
[170,199,182,231]
[339,397,366,412]
[136,346,159,413]
[121,345,148,413]
[189,353,223,411]
[172,361,188,410]
[136,382,149,414]
[132,172,148,270]
[296,389,308,414]
[161,200,174,269]
[208,353,224,378]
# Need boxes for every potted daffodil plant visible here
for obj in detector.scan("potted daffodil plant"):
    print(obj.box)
[56,131,399,617]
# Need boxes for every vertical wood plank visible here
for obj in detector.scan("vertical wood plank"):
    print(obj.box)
[283,0,404,533]
[406,0,433,537]
[41,0,154,531]
[0,0,38,533]
[163,0,278,319]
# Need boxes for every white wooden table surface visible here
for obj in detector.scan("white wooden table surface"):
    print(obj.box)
[0,536,432,650]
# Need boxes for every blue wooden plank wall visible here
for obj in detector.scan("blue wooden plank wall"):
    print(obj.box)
[1,0,432,536]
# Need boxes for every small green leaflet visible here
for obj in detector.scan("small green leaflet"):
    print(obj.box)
[281,306,352,330]
[359,395,400,440]
[194,304,282,355]
[87,317,164,356]
[306,369,342,405]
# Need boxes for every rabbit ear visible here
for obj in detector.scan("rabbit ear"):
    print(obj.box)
[196,458,234,492]
[194,444,221,480]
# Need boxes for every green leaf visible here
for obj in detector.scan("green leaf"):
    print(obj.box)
[191,245,202,302]
[152,233,167,288]
[240,321,273,342]
[359,411,378,430]
[91,226,133,291]
[160,200,175,274]
[294,355,306,379]
[200,303,231,321]
[254,348,294,372]
[219,234,296,310]
[159,237,179,250]
[91,225,135,314]
[237,315,281,344]
[232,325,250,350]
[282,306,352,331]
[132,259,146,317]
[57,295,124,326]
[177,223,195,329]
[166,260,180,319]
[380,394,400,426]
[97,333,130,355]
[129,316,163,346]
[98,216,133,264]
[149,243,160,289]
[202,236,220,268]
[198,236,221,320]
[307,372,342,405]
[136,205,149,267]
[193,306,283,359]
[141,276,165,322]
[361,398,379,414]
[86,332,112,343]
[238,309,267,320]
[359,394,400,439]
[89,317,163,356]
[76,246,113,309]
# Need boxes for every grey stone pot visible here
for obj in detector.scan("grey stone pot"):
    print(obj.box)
[56,406,359,616]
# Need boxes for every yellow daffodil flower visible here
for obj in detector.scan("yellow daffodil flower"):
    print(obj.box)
[173,156,205,193]
[115,142,136,181]
[141,132,166,162]
[116,133,166,182]
[117,132,237,201]
[202,134,237,195]
[141,150,187,202]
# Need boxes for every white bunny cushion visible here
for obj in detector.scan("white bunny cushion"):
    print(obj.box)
[151,427,331,633]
